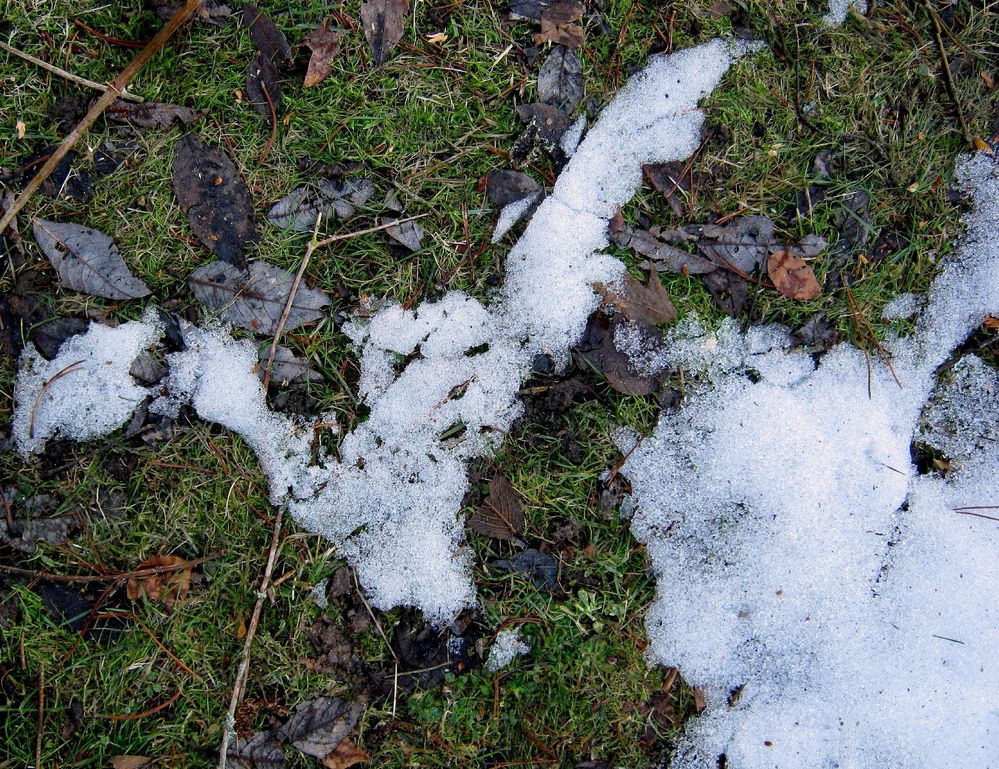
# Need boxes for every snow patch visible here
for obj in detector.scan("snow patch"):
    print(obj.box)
[485,628,531,672]
[822,0,867,27]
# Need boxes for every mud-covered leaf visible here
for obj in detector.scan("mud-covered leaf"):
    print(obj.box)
[516,103,572,144]
[322,738,369,769]
[227,730,284,769]
[767,249,822,301]
[597,272,677,327]
[0,271,51,359]
[29,317,89,360]
[242,3,293,69]
[106,100,206,128]
[360,0,408,66]
[172,133,258,268]
[484,170,543,208]
[268,179,376,233]
[384,216,424,252]
[190,260,331,335]
[537,45,583,112]
[577,311,662,396]
[32,219,150,300]
[245,53,282,117]
[492,548,558,591]
[303,19,343,88]
[535,1,584,47]
[126,554,191,609]
[260,345,322,385]
[154,0,232,23]
[277,698,364,760]
[469,475,524,540]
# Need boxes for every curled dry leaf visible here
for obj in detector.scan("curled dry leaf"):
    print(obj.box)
[767,249,822,301]
[535,0,585,47]
[32,219,151,300]
[303,19,344,88]
[189,260,332,335]
[537,45,584,112]
[360,0,409,66]
[126,554,192,609]
[106,99,206,128]
[468,474,525,540]
[172,133,258,268]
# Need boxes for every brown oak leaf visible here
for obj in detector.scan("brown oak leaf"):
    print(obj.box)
[767,249,822,301]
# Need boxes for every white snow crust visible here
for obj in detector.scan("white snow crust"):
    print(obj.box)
[620,150,999,769]
[822,0,867,27]
[485,628,531,672]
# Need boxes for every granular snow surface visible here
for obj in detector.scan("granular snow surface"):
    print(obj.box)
[485,628,531,672]
[822,0,867,26]
[620,150,999,768]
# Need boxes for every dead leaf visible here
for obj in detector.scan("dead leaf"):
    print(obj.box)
[242,3,293,69]
[515,103,572,145]
[484,170,543,208]
[245,53,282,117]
[984,315,999,329]
[469,475,525,540]
[154,0,231,23]
[982,70,994,90]
[106,100,206,128]
[577,311,663,396]
[126,555,192,609]
[535,1,584,47]
[597,272,677,327]
[384,216,424,251]
[111,757,154,769]
[706,0,734,18]
[227,730,284,769]
[172,133,258,268]
[537,45,583,112]
[360,0,409,66]
[32,219,151,300]
[259,345,322,385]
[322,738,369,769]
[268,178,376,233]
[303,19,343,88]
[643,161,695,217]
[276,697,365,760]
[30,317,90,360]
[609,223,715,276]
[693,687,707,713]
[189,260,331,335]
[767,249,822,301]
[509,0,557,21]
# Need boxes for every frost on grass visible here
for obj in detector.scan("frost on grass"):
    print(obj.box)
[620,151,999,768]
[822,0,867,27]
[485,628,530,672]
[13,312,162,455]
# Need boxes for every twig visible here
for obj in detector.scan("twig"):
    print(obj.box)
[29,359,86,439]
[101,689,182,720]
[218,510,284,769]
[313,213,428,249]
[36,664,44,769]
[0,0,203,236]
[258,72,278,165]
[921,0,972,147]
[0,40,144,102]
[0,553,219,583]
[70,18,149,49]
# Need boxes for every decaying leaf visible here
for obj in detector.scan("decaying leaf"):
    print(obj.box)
[276,697,365,760]
[110,757,154,769]
[597,272,677,327]
[360,0,409,66]
[516,103,572,145]
[509,0,557,21]
[172,133,258,268]
[492,548,558,591]
[303,19,344,88]
[609,221,714,275]
[106,100,206,128]
[32,219,151,300]
[190,260,331,335]
[126,554,192,609]
[485,170,543,208]
[643,161,696,217]
[767,249,822,301]
[577,311,663,396]
[535,1,584,47]
[245,52,283,117]
[537,45,583,112]
[154,0,232,23]
[322,738,369,769]
[242,3,293,69]
[268,178,376,233]
[384,216,424,252]
[469,475,525,540]
[30,317,89,360]
[227,730,284,769]
[259,345,322,385]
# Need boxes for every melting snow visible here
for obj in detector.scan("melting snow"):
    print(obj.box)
[822,0,868,27]
[485,628,531,672]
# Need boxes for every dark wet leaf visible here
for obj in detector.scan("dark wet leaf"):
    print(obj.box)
[227,730,284,769]
[516,103,572,144]
[32,219,151,300]
[106,99,206,128]
[644,161,696,217]
[93,142,136,177]
[0,272,51,359]
[468,475,524,540]
[172,133,258,268]
[277,697,364,760]
[268,178,376,233]
[260,345,322,385]
[609,221,715,275]
[793,313,839,352]
[597,272,677,327]
[242,3,293,69]
[535,1,584,47]
[30,317,89,360]
[129,351,168,385]
[492,548,558,591]
[701,269,747,316]
[389,607,481,691]
[245,53,282,117]
[360,0,409,66]
[383,216,424,252]
[692,215,774,274]
[190,260,331,335]
[38,583,93,633]
[767,249,821,301]
[833,189,872,257]
[706,0,734,18]
[537,45,583,112]
[485,170,543,208]
[303,19,343,88]
[577,311,662,396]
[509,0,556,21]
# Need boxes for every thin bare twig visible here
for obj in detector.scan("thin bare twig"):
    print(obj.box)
[313,213,428,249]
[100,689,182,720]
[0,553,219,583]
[258,71,278,164]
[0,40,144,102]
[29,359,86,439]
[921,0,972,147]
[0,0,203,236]
[218,511,284,769]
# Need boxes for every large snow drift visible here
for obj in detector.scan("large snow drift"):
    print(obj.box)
[620,150,999,768]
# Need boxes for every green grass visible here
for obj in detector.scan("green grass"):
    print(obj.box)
[1,1,997,767]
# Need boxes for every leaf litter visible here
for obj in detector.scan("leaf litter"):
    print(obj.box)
[303,19,344,88]
[468,474,525,540]
[268,178,376,233]
[360,0,409,66]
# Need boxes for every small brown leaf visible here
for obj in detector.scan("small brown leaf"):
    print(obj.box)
[767,249,822,301]
[322,738,369,769]
[693,687,707,713]
[597,272,677,327]
[126,555,191,609]
[303,19,343,88]
[706,0,734,18]
[277,697,364,760]
[983,315,999,329]
[535,1,584,47]
[360,0,409,66]
[111,757,154,769]
[982,70,995,90]
[469,475,525,540]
